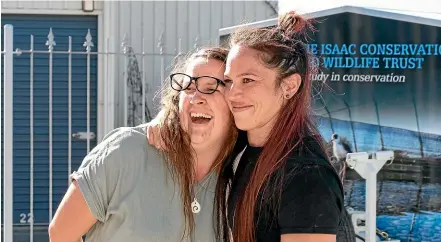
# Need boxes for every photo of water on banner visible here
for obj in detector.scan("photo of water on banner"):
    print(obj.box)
[312,82,441,241]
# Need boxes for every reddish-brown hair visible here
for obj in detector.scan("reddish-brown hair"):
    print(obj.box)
[157,47,238,241]
[215,11,325,242]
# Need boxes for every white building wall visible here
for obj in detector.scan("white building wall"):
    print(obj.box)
[1,0,103,11]
[105,1,278,128]
[1,0,277,133]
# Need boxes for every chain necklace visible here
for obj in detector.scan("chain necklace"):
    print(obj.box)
[191,162,221,214]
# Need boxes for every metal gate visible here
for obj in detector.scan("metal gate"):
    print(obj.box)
[1,22,100,242]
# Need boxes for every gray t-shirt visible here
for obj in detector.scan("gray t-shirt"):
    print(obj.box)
[71,125,219,242]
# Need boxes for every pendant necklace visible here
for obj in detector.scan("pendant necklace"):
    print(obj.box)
[191,162,221,214]
[191,198,201,214]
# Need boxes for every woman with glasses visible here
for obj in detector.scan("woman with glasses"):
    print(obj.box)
[48,47,237,242]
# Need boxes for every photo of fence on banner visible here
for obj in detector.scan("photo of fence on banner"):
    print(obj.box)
[1,19,203,241]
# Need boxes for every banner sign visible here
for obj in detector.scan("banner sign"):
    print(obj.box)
[309,12,441,241]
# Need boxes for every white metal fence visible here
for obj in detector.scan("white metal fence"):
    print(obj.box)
[3,24,15,242]
[1,24,196,242]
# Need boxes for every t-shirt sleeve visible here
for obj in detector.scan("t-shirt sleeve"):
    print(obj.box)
[278,162,344,235]
[70,127,148,222]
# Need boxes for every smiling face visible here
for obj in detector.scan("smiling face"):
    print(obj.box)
[224,45,286,142]
[178,57,232,149]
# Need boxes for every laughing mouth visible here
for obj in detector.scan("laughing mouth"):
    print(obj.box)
[190,112,213,124]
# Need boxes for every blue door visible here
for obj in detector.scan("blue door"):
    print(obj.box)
[1,14,98,227]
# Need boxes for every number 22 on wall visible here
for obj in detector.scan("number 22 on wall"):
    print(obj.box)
[20,213,34,224]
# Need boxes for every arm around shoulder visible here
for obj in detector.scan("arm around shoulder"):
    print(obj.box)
[49,127,147,242]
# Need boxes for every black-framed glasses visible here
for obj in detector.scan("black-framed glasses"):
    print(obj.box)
[170,73,225,94]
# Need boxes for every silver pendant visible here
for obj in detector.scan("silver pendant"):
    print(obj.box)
[191,199,201,214]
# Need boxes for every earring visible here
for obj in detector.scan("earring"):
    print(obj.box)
[284,94,290,99]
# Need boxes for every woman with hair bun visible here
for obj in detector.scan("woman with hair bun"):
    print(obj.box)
[215,11,355,242]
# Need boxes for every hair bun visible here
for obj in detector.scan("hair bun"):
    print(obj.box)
[277,11,310,36]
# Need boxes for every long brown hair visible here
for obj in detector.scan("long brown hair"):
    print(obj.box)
[215,12,325,242]
[156,47,238,241]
